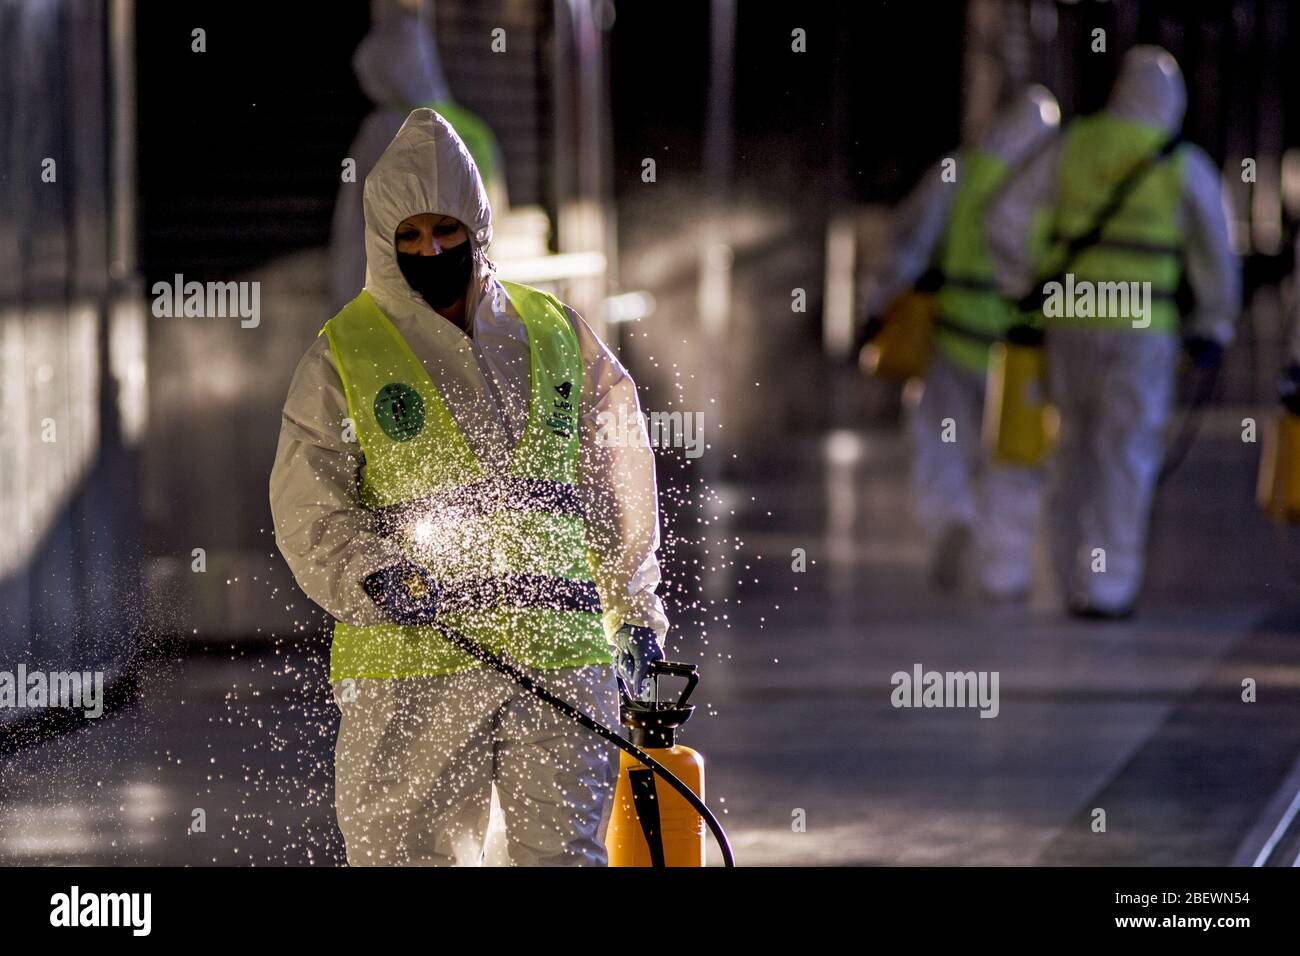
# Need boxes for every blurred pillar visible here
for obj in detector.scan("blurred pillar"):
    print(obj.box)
[703,0,735,231]
[1250,1,1286,257]
[551,0,612,336]
[695,0,734,484]
[109,0,147,448]
[962,0,1013,144]
[822,16,855,362]
[697,0,735,339]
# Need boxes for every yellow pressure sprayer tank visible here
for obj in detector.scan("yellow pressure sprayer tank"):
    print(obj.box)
[860,289,934,384]
[984,324,1058,466]
[606,661,707,867]
[1258,408,1300,523]
[424,619,733,865]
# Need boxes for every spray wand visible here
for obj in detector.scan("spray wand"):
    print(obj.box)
[429,620,736,867]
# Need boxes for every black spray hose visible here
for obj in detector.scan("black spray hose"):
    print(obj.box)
[1158,361,1221,486]
[430,621,736,867]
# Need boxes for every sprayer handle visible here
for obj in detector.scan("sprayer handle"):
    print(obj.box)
[649,661,699,707]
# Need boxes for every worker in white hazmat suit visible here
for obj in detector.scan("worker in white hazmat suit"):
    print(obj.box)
[330,12,506,313]
[985,46,1240,618]
[859,86,1060,599]
[271,109,668,865]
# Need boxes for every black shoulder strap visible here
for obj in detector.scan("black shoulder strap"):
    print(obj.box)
[1020,135,1181,314]
[1059,135,1182,264]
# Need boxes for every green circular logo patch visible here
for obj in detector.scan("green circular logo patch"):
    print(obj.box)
[373,383,425,442]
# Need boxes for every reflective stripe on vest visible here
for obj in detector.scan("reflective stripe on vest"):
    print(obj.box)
[1047,114,1185,332]
[933,149,1020,373]
[320,280,610,680]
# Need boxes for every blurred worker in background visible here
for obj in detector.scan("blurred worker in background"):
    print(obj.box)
[272,109,668,865]
[330,11,507,313]
[859,87,1060,600]
[986,46,1240,619]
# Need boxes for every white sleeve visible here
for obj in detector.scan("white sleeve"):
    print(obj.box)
[985,137,1064,299]
[1180,145,1241,346]
[859,160,957,318]
[567,307,669,649]
[269,335,408,626]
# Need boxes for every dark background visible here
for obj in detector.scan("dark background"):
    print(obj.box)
[2,0,1300,868]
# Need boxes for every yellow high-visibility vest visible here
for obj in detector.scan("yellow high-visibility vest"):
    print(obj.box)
[933,149,1020,373]
[320,280,610,680]
[1047,113,1185,332]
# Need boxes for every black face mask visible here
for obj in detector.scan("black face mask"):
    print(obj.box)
[396,242,472,309]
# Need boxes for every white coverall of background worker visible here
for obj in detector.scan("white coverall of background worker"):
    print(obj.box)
[271,110,668,865]
[329,11,507,314]
[859,87,1060,599]
[985,46,1241,617]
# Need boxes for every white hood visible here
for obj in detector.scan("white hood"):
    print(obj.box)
[1107,45,1185,134]
[362,108,494,323]
[980,84,1060,165]
[352,14,452,110]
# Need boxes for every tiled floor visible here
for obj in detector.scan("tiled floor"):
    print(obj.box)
[2,419,1297,866]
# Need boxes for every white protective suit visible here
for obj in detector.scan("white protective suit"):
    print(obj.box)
[271,109,668,864]
[861,87,1060,598]
[986,47,1241,613]
[329,13,507,314]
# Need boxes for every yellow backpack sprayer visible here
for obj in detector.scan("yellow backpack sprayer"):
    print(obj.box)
[857,267,943,384]
[859,289,934,384]
[427,619,734,867]
[983,322,1057,466]
[605,660,707,866]
[1259,413,1300,522]
[1258,367,1300,523]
